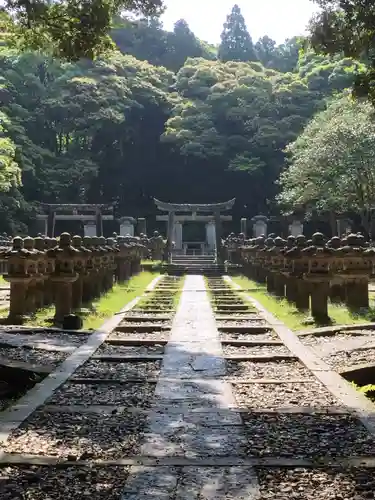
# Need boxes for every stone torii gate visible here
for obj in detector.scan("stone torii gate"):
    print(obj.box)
[154,198,236,264]
[36,204,114,237]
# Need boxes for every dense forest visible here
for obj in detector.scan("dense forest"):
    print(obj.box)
[0,2,372,234]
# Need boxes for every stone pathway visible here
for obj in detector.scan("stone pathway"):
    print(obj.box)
[122,275,259,499]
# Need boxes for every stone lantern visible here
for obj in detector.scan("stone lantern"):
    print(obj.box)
[139,233,150,260]
[268,237,286,297]
[47,233,79,324]
[4,237,32,324]
[283,235,310,311]
[149,231,165,261]
[33,236,47,309]
[253,237,267,284]
[327,236,345,303]
[44,238,57,306]
[337,233,372,310]
[82,236,95,302]
[116,236,132,282]
[301,233,334,321]
[72,235,91,311]
[106,237,119,288]
[23,237,44,315]
[91,236,105,297]
[98,236,111,293]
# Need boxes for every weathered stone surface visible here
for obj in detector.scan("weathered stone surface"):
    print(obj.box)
[122,276,259,498]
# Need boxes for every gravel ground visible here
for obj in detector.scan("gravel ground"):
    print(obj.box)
[109,331,171,341]
[216,320,267,327]
[225,360,311,379]
[5,410,146,459]
[323,347,375,370]
[222,345,291,356]
[0,347,68,366]
[139,305,173,310]
[243,413,375,458]
[134,307,173,312]
[75,360,161,379]
[257,468,375,499]
[0,331,88,348]
[0,465,130,500]
[215,314,261,319]
[212,300,247,305]
[220,332,278,342]
[214,307,253,311]
[300,333,375,351]
[118,321,170,328]
[98,344,165,355]
[233,381,341,408]
[47,382,156,407]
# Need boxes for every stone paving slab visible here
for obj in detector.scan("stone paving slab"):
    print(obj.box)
[122,275,259,498]
[121,466,260,499]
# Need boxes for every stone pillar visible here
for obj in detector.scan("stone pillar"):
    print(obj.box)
[345,280,369,310]
[4,237,32,324]
[96,209,103,237]
[289,220,304,237]
[206,221,216,252]
[48,233,78,324]
[273,273,285,297]
[266,272,275,293]
[310,282,330,322]
[330,283,345,304]
[173,222,183,250]
[241,218,247,237]
[337,218,352,237]
[38,217,48,236]
[285,276,298,303]
[47,209,56,237]
[72,235,88,311]
[9,282,30,323]
[167,211,175,263]
[119,217,135,237]
[214,210,223,265]
[84,222,97,237]
[295,280,310,311]
[253,220,267,237]
[137,218,147,236]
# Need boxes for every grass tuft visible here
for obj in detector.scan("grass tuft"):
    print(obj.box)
[231,276,371,331]
[0,271,159,330]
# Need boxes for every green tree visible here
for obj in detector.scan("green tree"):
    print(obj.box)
[255,36,277,68]
[218,4,256,62]
[0,112,21,191]
[3,0,164,60]
[278,95,375,231]
[163,58,322,214]
[111,16,214,71]
[309,0,375,103]
[111,16,168,67]
[164,19,214,72]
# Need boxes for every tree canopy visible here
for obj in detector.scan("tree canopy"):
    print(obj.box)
[309,0,375,104]
[0,3,371,234]
[218,4,257,62]
[278,94,375,230]
[2,0,164,60]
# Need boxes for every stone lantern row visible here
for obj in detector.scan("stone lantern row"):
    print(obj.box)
[1,233,145,325]
[227,232,375,322]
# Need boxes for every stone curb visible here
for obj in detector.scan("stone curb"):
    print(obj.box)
[297,323,375,336]
[0,453,374,468]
